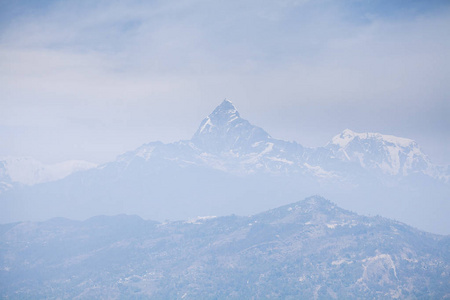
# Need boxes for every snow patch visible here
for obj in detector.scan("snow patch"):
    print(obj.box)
[330,130,415,149]
[304,163,335,179]
[332,259,352,266]
[186,216,217,224]
[136,146,156,160]
[199,117,214,134]
[267,157,293,165]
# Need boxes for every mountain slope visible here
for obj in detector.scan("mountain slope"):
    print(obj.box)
[1,196,448,299]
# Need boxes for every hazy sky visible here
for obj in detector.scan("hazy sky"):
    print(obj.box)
[1,0,449,164]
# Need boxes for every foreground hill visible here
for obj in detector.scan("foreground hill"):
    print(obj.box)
[1,196,448,299]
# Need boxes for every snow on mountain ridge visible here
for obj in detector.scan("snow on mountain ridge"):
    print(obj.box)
[0,156,97,186]
[327,129,433,176]
[330,129,416,148]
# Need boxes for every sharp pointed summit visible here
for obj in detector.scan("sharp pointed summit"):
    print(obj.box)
[216,98,237,112]
[206,98,241,127]
[191,99,270,153]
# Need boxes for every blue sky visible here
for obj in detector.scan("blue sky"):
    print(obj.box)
[1,0,449,164]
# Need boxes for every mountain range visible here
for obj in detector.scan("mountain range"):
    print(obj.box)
[0,157,96,192]
[1,196,448,299]
[1,99,449,234]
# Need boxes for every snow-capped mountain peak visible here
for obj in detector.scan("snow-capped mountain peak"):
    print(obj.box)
[210,98,239,121]
[194,99,241,135]
[327,129,429,176]
[191,99,271,153]
[330,129,416,149]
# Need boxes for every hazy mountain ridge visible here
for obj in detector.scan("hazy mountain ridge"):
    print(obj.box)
[0,156,97,191]
[2,100,446,183]
[1,100,449,234]
[1,196,448,299]
[112,100,448,182]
